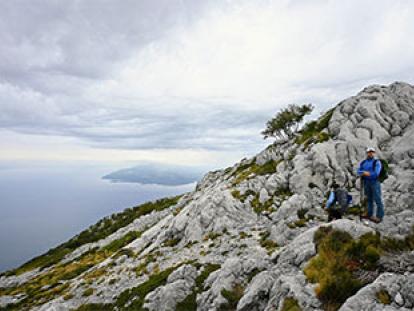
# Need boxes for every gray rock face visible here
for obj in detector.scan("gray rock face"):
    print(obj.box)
[1,82,414,311]
[379,250,414,275]
[143,264,198,311]
[237,271,275,311]
[339,273,414,311]
[198,255,270,311]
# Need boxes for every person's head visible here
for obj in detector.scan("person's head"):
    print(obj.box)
[331,182,340,190]
[366,147,376,159]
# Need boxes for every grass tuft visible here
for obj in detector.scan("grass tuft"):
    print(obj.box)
[295,108,334,149]
[281,297,302,311]
[219,283,244,311]
[376,289,391,305]
[231,159,281,186]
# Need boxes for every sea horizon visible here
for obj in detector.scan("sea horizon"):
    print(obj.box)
[0,160,196,273]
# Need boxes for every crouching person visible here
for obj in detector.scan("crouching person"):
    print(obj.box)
[325,182,352,221]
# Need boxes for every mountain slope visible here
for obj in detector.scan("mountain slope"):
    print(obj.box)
[1,82,414,311]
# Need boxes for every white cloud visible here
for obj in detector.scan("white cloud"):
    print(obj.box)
[1,0,414,166]
[103,0,414,101]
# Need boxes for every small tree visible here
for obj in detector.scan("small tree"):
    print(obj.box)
[261,103,314,140]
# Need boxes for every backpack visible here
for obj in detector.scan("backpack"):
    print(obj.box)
[332,189,350,211]
[374,159,389,183]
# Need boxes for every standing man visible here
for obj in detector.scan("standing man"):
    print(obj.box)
[357,147,384,223]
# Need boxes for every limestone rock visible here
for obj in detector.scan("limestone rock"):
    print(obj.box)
[339,273,414,311]
[143,264,197,311]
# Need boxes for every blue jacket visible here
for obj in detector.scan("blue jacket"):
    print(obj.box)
[357,157,382,183]
[326,191,352,209]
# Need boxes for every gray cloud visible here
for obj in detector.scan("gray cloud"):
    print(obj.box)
[1,0,414,157]
[0,0,208,84]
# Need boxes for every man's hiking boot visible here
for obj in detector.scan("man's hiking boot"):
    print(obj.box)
[361,213,371,220]
[370,216,382,224]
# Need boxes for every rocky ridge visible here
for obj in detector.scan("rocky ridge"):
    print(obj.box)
[0,82,413,311]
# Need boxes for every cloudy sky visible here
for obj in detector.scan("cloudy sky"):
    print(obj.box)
[1,0,414,168]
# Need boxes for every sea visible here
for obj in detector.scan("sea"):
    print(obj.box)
[0,161,195,273]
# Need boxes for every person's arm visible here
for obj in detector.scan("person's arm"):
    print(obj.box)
[357,161,364,176]
[326,191,335,209]
[358,160,371,177]
[372,160,382,179]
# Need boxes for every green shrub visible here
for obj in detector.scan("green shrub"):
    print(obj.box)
[260,239,278,255]
[231,189,243,200]
[219,283,244,310]
[316,269,361,306]
[113,248,135,259]
[258,230,278,255]
[4,282,71,311]
[250,192,275,214]
[304,227,385,310]
[287,219,307,229]
[281,297,302,311]
[274,186,293,199]
[72,303,112,311]
[313,226,332,247]
[254,159,282,176]
[82,288,94,297]
[185,240,198,248]
[287,209,314,229]
[63,293,74,301]
[83,268,106,283]
[344,232,381,270]
[223,166,233,175]
[103,231,142,253]
[231,189,256,203]
[135,262,148,277]
[203,232,222,241]
[262,104,314,140]
[196,264,221,289]
[259,230,271,241]
[295,108,334,148]
[239,231,249,239]
[163,238,181,247]
[173,207,182,216]
[231,160,281,186]
[231,161,255,177]
[376,289,391,305]
[306,224,414,311]
[175,292,197,311]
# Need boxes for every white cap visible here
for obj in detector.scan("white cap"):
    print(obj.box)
[366,147,376,152]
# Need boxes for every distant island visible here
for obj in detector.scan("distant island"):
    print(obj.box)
[102,163,209,186]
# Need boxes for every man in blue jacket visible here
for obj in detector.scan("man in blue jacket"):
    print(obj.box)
[357,147,384,223]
